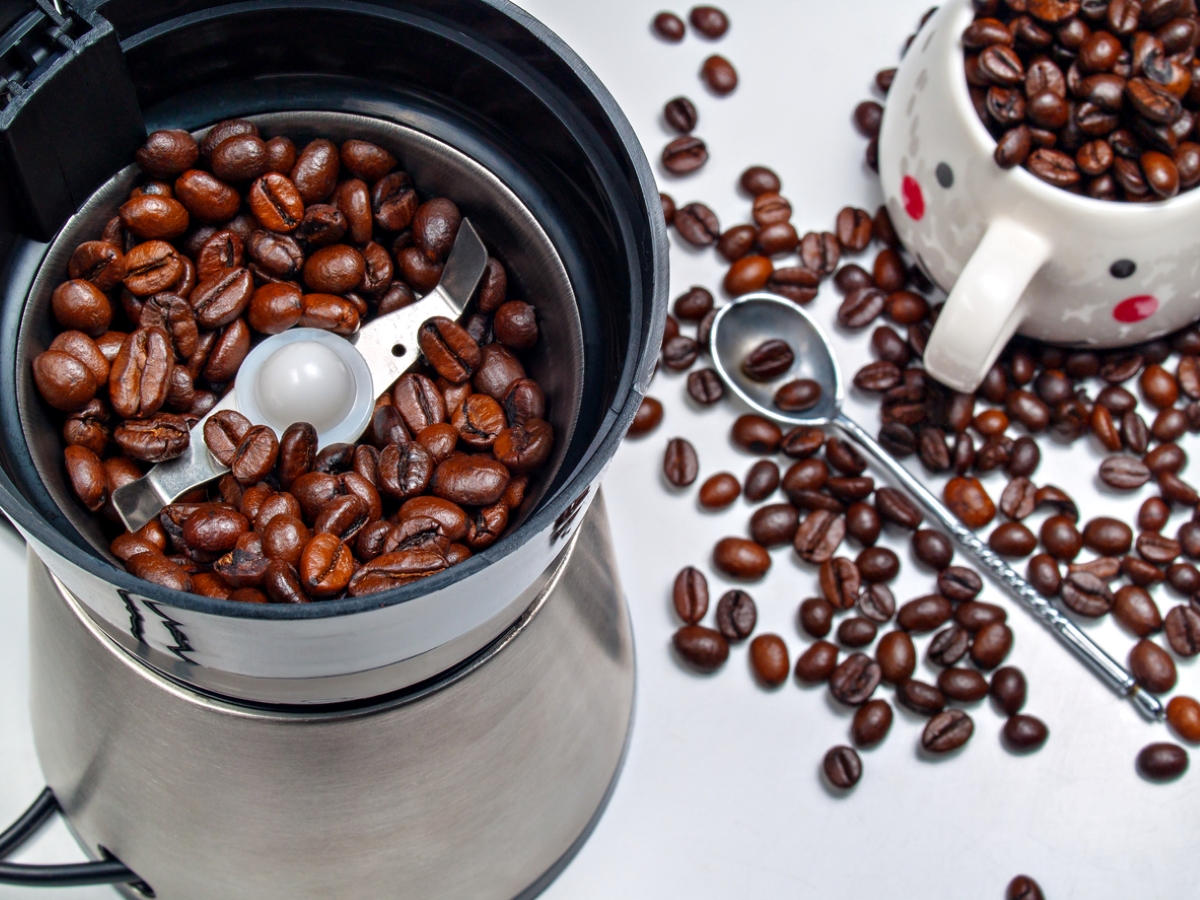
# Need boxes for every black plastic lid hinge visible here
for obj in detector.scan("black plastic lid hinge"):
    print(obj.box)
[0,0,145,241]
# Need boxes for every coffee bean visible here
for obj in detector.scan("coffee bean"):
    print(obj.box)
[1082,516,1133,555]
[851,699,893,748]
[775,379,822,412]
[1099,455,1152,490]
[700,54,737,94]
[1003,714,1050,752]
[798,596,834,639]
[836,207,873,252]
[837,616,878,648]
[874,487,924,530]
[897,678,947,716]
[820,556,862,610]
[898,595,953,633]
[829,652,882,705]
[1145,443,1187,476]
[858,583,896,624]
[628,397,663,437]
[846,501,882,547]
[1167,562,1200,595]
[673,202,720,246]
[1136,742,1189,781]
[922,709,974,753]
[653,11,685,40]
[731,415,783,454]
[750,634,790,687]
[823,745,862,789]
[838,287,887,328]
[1138,531,1181,565]
[662,135,708,174]
[663,438,699,488]
[1007,875,1045,900]
[749,503,799,548]
[698,472,740,510]
[944,476,996,528]
[854,360,902,393]
[875,630,916,684]
[673,625,729,671]
[938,566,984,602]
[1040,514,1083,561]
[688,5,729,37]
[989,521,1038,557]
[939,667,990,704]
[663,96,699,133]
[794,510,846,564]
[1061,570,1115,616]
[743,460,780,502]
[1167,695,1200,743]
[795,640,839,683]
[742,339,794,381]
[1130,638,1178,693]
[203,410,253,467]
[928,625,972,667]
[713,538,770,581]
[715,589,757,640]
[913,529,954,570]
[430,454,510,507]
[1165,604,1200,656]
[955,601,1007,633]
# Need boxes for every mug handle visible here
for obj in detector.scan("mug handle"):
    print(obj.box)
[923,218,1052,393]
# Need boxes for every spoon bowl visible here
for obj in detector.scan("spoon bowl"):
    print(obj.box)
[708,291,1165,723]
[709,293,843,426]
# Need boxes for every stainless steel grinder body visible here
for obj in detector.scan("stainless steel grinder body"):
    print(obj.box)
[0,1,667,895]
[31,494,633,900]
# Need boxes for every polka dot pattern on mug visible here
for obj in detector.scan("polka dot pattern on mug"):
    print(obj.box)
[1113,295,1158,324]
[901,175,924,221]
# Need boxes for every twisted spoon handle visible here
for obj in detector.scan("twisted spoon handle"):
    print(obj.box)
[834,413,1164,722]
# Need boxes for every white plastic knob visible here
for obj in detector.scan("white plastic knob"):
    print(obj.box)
[233,328,375,448]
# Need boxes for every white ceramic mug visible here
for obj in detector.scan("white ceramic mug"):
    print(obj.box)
[878,0,1200,393]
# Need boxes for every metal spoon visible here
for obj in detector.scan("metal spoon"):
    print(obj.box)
[709,292,1164,722]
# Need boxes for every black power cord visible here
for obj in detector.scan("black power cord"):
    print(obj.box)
[0,788,145,888]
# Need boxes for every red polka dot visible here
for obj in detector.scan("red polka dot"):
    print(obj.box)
[902,175,925,221]
[1112,295,1158,323]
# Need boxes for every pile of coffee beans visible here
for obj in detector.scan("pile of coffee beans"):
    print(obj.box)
[653,5,737,179]
[34,119,553,601]
[961,0,1200,199]
[638,6,1198,813]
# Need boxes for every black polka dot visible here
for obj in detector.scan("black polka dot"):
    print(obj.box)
[936,163,954,188]
[1111,259,1136,279]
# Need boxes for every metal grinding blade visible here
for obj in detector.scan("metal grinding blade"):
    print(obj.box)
[111,219,489,533]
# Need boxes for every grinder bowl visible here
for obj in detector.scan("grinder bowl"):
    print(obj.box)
[0,0,667,705]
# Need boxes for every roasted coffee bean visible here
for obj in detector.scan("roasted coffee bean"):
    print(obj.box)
[700,54,738,94]
[64,445,108,512]
[418,317,481,383]
[898,594,953,633]
[731,415,783,454]
[1138,531,1182,565]
[823,745,862,789]
[820,557,862,609]
[743,460,780,502]
[126,551,193,592]
[663,96,699,133]
[1026,552,1063,597]
[897,678,947,716]
[698,472,740,510]
[858,583,896,624]
[674,202,720,246]
[33,350,97,412]
[955,602,1007,633]
[1165,604,1200,656]
[378,442,435,499]
[297,533,354,598]
[781,426,825,460]
[1003,714,1050,752]
[1039,514,1084,560]
[278,422,317,490]
[750,634,790,687]
[837,616,877,649]
[939,667,990,703]
[1168,561,1200,594]
[662,334,700,370]
[673,286,714,322]
[935,566,982,603]
[628,397,663,437]
[714,589,756,641]
[844,501,881,547]
[928,625,972,667]
[838,287,886,329]
[203,409,253,467]
[856,546,899,583]
[739,165,781,196]
[1137,742,1190,781]
[854,360,903,393]
[944,476,995,528]
[662,135,708,175]
[137,129,200,179]
[1130,638,1178,693]
[229,425,278,485]
[1082,516,1134,555]
[916,427,951,472]
[174,170,240,223]
[794,510,846,563]
[717,224,758,261]
[429,454,509,507]
[829,652,882,705]
[971,621,1014,669]
[750,503,799,547]
[1167,695,1200,743]
[713,536,771,580]
[795,640,839,684]
[799,597,834,638]
[876,630,917,684]
[742,339,794,381]
[873,487,922,531]
[1061,570,1115,616]
[1146,444,1187,477]
[1000,477,1038,521]
[1099,455,1152,489]
[913,529,954,570]
[922,708,974,753]
[673,624,730,672]
[989,521,1038,557]
[673,566,709,624]
[851,699,893,748]
[774,379,822,412]
[836,206,873,252]
[664,437,699,487]
[113,412,191,463]
[689,5,729,38]
[653,10,686,40]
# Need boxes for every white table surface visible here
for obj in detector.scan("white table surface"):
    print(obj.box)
[3,2,1199,898]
